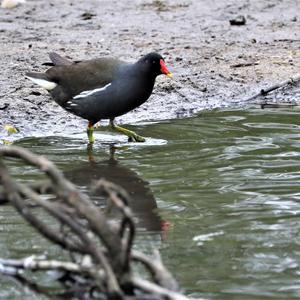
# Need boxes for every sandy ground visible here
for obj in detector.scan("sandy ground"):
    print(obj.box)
[0,0,299,140]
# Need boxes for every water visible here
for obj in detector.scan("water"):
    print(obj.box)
[1,107,300,299]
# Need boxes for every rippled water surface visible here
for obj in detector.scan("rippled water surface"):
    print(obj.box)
[1,107,300,299]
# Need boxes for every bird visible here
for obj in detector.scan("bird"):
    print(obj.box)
[26,52,173,143]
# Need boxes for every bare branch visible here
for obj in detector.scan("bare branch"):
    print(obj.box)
[132,250,179,292]
[242,73,300,103]
[93,179,136,272]
[0,256,89,274]
[0,146,189,299]
[0,161,82,252]
[131,277,190,300]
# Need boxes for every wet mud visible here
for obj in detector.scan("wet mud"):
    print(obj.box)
[0,0,299,140]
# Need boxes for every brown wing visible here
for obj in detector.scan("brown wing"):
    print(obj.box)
[46,57,126,103]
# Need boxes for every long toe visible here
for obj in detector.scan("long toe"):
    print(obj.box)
[132,133,146,142]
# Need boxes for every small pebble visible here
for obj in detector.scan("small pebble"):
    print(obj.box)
[229,15,246,26]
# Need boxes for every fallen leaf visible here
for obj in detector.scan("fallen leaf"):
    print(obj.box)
[1,0,26,9]
[4,124,19,135]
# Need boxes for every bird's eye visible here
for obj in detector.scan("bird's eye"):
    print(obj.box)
[152,60,156,64]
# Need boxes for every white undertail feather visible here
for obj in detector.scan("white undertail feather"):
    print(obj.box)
[26,76,57,91]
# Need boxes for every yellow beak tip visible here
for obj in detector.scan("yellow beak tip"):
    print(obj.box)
[166,72,173,78]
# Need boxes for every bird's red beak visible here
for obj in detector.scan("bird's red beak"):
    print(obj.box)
[160,59,173,78]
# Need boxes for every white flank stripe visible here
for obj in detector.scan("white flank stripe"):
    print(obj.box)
[73,83,111,99]
[26,76,57,91]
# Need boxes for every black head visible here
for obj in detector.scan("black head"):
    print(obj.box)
[136,52,172,78]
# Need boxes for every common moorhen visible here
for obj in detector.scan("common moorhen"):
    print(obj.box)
[26,52,172,143]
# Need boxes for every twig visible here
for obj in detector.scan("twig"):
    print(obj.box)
[0,256,89,274]
[93,179,135,272]
[0,161,82,253]
[0,147,122,296]
[0,146,123,272]
[243,73,300,103]
[0,180,56,205]
[131,277,190,300]
[230,61,259,68]
[0,146,189,299]
[132,250,179,291]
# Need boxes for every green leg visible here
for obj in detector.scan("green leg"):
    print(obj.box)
[110,119,145,142]
[87,122,95,144]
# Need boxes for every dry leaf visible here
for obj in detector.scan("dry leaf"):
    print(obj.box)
[1,0,26,9]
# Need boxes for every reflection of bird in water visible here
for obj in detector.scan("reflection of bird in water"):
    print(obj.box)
[64,146,168,234]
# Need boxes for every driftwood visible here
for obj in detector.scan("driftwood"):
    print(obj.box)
[243,73,300,103]
[0,146,189,300]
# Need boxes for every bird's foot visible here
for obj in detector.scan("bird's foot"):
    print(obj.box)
[110,119,145,143]
[110,122,145,143]
[128,133,145,143]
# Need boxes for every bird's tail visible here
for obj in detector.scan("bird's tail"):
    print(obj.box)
[49,52,73,66]
[25,72,57,91]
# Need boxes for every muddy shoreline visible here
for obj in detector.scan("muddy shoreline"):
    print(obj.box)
[0,0,299,141]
